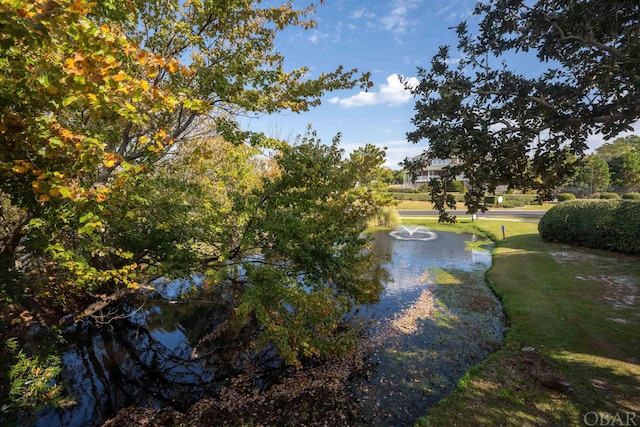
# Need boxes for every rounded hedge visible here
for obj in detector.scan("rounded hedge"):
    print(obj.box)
[598,192,620,199]
[557,193,576,202]
[622,192,640,200]
[538,200,640,254]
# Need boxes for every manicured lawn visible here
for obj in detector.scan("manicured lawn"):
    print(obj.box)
[406,219,640,426]
[395,200,555,212]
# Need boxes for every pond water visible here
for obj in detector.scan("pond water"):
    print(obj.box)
[356,227,505,426]
[31,227,504,427]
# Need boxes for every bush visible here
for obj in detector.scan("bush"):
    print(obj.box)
[367,206,401,228]
[386,185,418,194]
[504,194,540,206]
[557,193,576,202]
[446,180,466,193]
[392,192,431,201]
[622,192,640,200]
[538,200,640,254]
[392,192,466,203]
[481,193,540,207]
[499,199,524,208]
[598,192,620,199]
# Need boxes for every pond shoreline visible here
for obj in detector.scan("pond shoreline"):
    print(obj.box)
[29,228,507,427]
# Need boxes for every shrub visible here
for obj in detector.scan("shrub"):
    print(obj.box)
[499,199,524,208]
[599,192,620,199]
[446,180,466,193]
[484,195,496,205]
[538,200,640,254]
[452,193,466,203]
[483,193,540,207]
[557,193,576,202]
[392,192,431,201]
[367,206,401,228]
[622,192,640,200]
[504,194,540,206]
[386,185,418,194]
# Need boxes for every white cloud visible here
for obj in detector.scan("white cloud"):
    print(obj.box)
[308,31,336,45]
[350,7,367,19]
[431,0,475,21]
[380,0,421,34]
[328,74,419,109]
[374,139,423,168]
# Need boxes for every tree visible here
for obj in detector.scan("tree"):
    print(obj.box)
[596,135,640,188]
[610,151,640,188]
[570,154,610,194]
[1,0,368,302]
[597,135,640,162]
[0,0,382,415]
[407,0,640,220]
[105,131,389,365]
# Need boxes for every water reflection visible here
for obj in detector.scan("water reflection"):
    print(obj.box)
[362,228,492,318]
[357,229,504,426]
[34,280,220,427]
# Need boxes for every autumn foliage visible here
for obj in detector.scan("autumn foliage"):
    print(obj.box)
[0,0,387,421]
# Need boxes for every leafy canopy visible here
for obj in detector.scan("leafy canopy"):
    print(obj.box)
[0,1,385,407]
[407,0,640,220]
[0,0,369,297]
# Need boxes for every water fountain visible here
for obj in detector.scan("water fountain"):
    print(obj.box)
[388,225,438,241]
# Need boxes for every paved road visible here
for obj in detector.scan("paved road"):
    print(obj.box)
[398,210,546,219]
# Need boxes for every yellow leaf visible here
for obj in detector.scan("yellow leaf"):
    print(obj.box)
[112,73,127,82]
[61,128,75,140]
[166,61,179,73]
[103,153,120,168]
[140,80,150,91]
[136,52,147,66]
[11,165,29,173]
[103,153,123,168]
[154,55,166,67]
[64,58,74,68]
[87,93,98,103]
[70,0,91,13]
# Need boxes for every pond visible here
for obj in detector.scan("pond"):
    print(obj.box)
[355,226,505,426]
[31,227,505,427]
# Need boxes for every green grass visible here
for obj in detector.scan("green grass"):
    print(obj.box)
[407,219,640,426]
[395,200,555,211]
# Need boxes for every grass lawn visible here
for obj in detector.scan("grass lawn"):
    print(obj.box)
[395,200,555,212]
[404,219,640,426]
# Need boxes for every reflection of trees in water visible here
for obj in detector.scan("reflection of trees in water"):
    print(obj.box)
[86,314,218,412]
[45,296,253,426]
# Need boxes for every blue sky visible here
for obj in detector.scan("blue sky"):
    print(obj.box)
[244,0,635,169]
